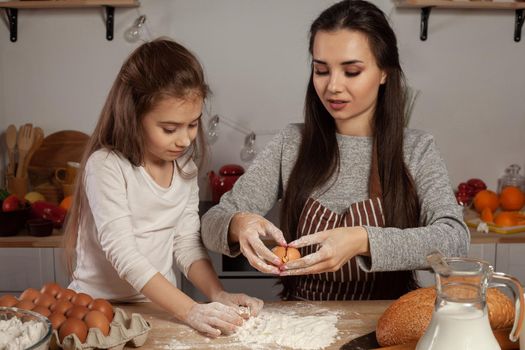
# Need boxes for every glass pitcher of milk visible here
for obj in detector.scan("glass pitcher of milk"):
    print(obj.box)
[416,252,524,350]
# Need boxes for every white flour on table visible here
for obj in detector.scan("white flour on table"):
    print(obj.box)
[234,307,339,349]
[163,304,340,350]
[0,317,46,350]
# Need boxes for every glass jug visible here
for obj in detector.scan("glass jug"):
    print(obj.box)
[417,252,524,350]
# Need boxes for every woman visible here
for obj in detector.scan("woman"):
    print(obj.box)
[201,0,469,301]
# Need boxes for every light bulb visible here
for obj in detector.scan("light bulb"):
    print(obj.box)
[207,115,219,144]
[240,132,257,162]
[124,15,146,43]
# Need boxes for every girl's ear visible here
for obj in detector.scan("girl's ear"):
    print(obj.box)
[380,71,387,85]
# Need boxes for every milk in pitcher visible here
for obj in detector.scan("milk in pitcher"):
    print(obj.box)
[416,302,500,350]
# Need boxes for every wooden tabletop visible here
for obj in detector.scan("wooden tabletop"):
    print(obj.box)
[118,301,391,350]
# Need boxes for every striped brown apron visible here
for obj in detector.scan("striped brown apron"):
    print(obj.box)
[288,148,413,300]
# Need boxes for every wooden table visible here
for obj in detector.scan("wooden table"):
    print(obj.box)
[118,301,391,350]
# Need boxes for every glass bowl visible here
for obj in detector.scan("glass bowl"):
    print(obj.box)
[0,306,52,350]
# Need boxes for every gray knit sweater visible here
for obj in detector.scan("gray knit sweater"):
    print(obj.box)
[201,124,469,272]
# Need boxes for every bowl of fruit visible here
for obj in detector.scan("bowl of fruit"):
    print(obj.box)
[0,193,31,236]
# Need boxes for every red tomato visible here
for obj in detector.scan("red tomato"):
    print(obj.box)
[2,194,20,212]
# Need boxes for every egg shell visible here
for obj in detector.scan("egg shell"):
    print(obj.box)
[40,282,62,297]
[0,295,18,307]
[19,288,40,302]
[50,299,73,315]
[56,288,77,301]
[34,293,55,308]
[15,300,35,310]
[84,310,110,336]
[88,298,114,322]
[66,305,90,320]
[32,305,51,317]
[71,292,93,307]
[48,312,67,330]
[59,318,88,343]
[271,246,301,263]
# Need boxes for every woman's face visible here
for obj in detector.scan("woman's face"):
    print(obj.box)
[141,94,202,165]
[312,29,386,136]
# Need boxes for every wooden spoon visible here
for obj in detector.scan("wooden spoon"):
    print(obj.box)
[5,125,17,176]
[15,124,35,178]
[20,127,44,178]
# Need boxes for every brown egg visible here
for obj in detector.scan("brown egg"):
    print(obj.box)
[15,300,35,310]
[40,282,62,297]
[48,312,67,330]
[88,298,114,322]
[71,293,93,307]
[19,288,41,302]
[84,310,110,336]
[56,288,77,301]
[32,305,51,317]
[66,305,90,320]
[58,318,88,343]
[272,246,302,263]
[50,299,73,315]
[34,293,55,308]
[0,295,18,307]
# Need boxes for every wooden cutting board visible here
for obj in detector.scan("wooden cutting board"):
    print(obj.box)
[28,130,89,188]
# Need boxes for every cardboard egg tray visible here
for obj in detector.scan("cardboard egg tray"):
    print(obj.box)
[49,308,151,350]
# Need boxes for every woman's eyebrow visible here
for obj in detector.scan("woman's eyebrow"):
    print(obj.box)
[313,59,363,65]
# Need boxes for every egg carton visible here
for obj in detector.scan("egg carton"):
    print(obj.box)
[50,307,151,350]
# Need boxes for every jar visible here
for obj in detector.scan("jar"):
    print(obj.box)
[497,164,525,193]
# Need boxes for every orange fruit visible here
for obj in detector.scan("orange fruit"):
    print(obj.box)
[493,211,518,227]
[499,186,525,211]
[473,190,499,213]
[59,195,73,211]
[480,207,494,223]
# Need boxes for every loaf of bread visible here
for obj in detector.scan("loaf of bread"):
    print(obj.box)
[376,287,515,347]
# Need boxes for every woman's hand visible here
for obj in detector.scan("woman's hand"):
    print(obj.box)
[184,302,244,338]
[280,227,369,276]
[211,290,264,318]
[229,212,287,274]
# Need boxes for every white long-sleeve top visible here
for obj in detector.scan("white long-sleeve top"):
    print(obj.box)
[68,149,209,301]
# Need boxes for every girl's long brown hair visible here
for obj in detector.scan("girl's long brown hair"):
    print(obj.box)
[63,38,210,276]
[280,0,420,299]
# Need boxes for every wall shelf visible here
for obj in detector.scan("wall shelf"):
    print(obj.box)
[395,0,525,42]
[0,0,140,42]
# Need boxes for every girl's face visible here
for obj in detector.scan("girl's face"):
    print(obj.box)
[312,29,386,136]
[141,95,203,164]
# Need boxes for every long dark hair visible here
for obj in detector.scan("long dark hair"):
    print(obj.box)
[64,38,210,275]
[280,0,420,299]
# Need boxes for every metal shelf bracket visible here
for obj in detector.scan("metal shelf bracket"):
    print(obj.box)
[104,6,114,41]
[4,8,18,42]
[420,7,432,41]
[515,9,524,42]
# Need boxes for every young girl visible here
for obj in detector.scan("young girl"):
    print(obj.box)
[64,38,263,337]
[201,0,469,301]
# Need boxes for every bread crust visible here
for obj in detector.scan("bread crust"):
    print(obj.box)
[376,287,515,347]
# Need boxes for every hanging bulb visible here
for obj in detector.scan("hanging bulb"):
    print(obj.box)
[207,115,219,144]
[240,132,257,162]
[124,15,146,43]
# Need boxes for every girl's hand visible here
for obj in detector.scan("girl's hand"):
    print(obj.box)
[211,290,264,318]
[230,212,287,274]
[280,227,369,276]
[184,302,244,338]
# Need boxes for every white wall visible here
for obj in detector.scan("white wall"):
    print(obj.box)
[1,0,524,199]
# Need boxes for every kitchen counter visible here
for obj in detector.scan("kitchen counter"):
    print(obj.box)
[2,225,525,248]
[118,300,391,350]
